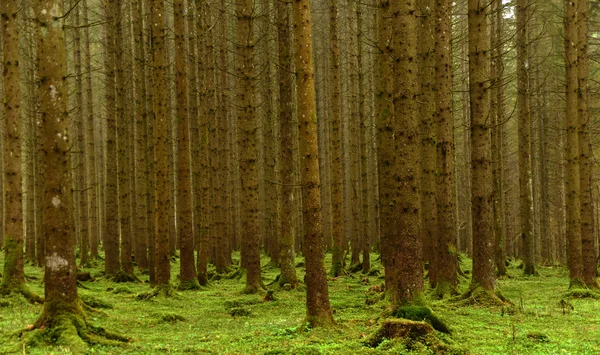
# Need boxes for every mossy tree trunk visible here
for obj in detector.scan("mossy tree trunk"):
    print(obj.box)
[34,0,81,339]
[1,0,26,294]
[292,0,334,326]
[433,0,458,297]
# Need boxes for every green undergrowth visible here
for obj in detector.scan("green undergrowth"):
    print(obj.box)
[0,252,598,354]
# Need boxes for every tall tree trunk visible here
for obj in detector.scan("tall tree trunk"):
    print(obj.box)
[564,0,584,288]
[517,0,535,276]
[389,0,423,306]
[276,0,299,288]
[576,0,597,289]
[328,0,344,277]
[491,0,507,276]
[104,0,121,277]
[468,0,496,292]
[1,0,26,293]
[236,0,262,293]
[174,0,198,289]
[433,0,458,297]
[292,0,334,326]
[418,0,438,286]
[152,0,172,288]
[376,0,396,297]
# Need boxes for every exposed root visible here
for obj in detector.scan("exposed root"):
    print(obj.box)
[263,290,276,302]
[23,309,129,354]
[176,279,202,291]
[453,284,510,308]
[80,295,113,309]
[135,284,176,301]
[391,306,451,334]
[0,284,43,304]
[111,271,141,283]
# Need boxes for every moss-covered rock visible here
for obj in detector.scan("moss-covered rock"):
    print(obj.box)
[154,312,186,323]
[80,295,113,309]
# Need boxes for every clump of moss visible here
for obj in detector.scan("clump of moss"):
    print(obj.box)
[367,319,434,347]
[223,299,259,310]
[564,288,600,299]
[80,295,113,309]
[392,306,451,334]
[0,299,11,308]
[228,307,251,317]
[154,312,186,323]
[526,332,550,342]
[176,279,201,291]
[112,286,133,294]
[135,284,176,301]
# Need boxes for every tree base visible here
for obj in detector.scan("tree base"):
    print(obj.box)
[135,284,176,301]
[176,279,201,291]
[0,284,43,304]
[24,307,129,354]
[453,284,510,307]
[432,281,459,300]
[111,271,141,283]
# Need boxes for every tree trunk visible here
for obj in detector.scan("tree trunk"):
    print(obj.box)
[151,0,172,288]
[517,0,535,276]
[236,0,262,293]
[292,0,334,326]
[390,0,423,306]
[468,0,496,292]
[564,0,584,288]
[433,0,458,297]
[1,0,25,293]
[173,0,198,289]
[328,0,345,277]
[576,0,597,289]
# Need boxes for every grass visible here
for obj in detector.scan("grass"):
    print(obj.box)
[0,252,599,354]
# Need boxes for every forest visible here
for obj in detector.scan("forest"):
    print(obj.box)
[0,0,599,353]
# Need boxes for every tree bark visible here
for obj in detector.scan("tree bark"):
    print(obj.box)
[292,0,334,326]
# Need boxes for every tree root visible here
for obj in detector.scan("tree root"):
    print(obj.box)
[111,271,141,283]
[23,309,129,354]
[176,279,202,291]
[135,284,176,301]
[0,284,43,304]
[452,284,511,308]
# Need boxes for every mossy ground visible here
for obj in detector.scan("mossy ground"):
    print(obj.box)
[0,253,598,354]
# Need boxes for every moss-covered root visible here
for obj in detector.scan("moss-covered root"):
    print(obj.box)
[367,319,434,348]
[135,284,176,301]
[176,279,202,291]
[432,281,459,300]
[392,306,451,334]
[111,271,141,283]
[454,285,510,307]
[24,313,129,354]
[0,284,43,304]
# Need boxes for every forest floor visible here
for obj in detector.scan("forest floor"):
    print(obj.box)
[0,252,599,354]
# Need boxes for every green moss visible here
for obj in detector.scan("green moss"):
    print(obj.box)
[80,295,113,309]
[564,288,600,299]
[176,279,201,291]
[153,312,186,323]
[111,286,133,294]
[392,306,451,333]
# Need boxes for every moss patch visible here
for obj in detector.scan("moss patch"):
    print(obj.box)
[392,306,451,333]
